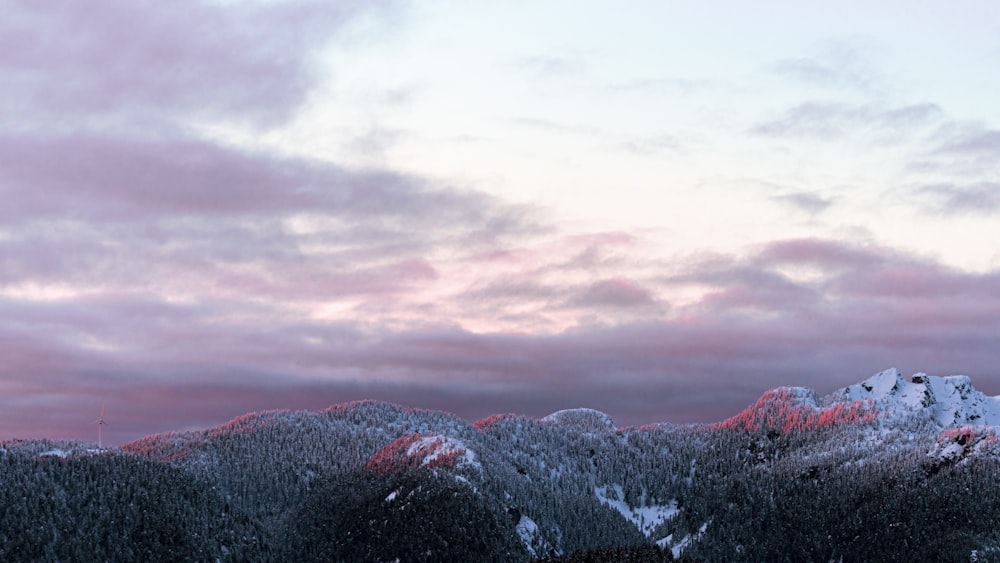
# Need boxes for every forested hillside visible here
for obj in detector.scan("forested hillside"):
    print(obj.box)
[3,369,1000,561]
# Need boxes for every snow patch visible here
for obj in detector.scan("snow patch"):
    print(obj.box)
[928,426,1000,464]
[658,520,709,559]
[516,515,540,557]
[595,484,679,537]
[406,435,479,469]
[541,408,616,433]
[367,433,481,474]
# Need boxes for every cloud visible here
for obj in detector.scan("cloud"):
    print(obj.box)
[774,57,870,90]
[0,127,541,303]
[515,55,584,78]
[0,1,493,308]
[750,102,942,139]
[771,38,884,93]
[916,182,1000,215]
[0,0,384,129]
[570,277,657,309]
[437,230,664,330]
[770,192,835,214]
[618,134,683,155]
[933,128,1000,156]
[755,238,882,269]
[751,102,861,138]
[903,122,999,180]
[508,117,602,136]
[609,77,713,96]
[0,131,528,227]
[880,103,944,129]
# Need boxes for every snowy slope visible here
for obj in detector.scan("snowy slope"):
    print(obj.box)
[832,367,1000,428]
[541,408,616,433]
[594,484,678,537]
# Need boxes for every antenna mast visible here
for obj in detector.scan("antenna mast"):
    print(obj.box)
[97,403,106,449]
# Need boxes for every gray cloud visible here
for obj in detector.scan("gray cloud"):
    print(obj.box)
[0,0,383,129]
[916,182,1000,215]
[934,128,1000,156]
[0,127,541,298]
[750,101,942,139]
[880,103,944,129]
[0,131,530,228]
[569,277,657,309]
[773,57,873,92]
[902,123,1000,187]
[770,37,889,94]
[770,192,835,214]
[755,238,882,269]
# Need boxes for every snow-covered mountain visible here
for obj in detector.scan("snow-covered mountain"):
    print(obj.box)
[834,367,1000,427]
[4,368,1000,562]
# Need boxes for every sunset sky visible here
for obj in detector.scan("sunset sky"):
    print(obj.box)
[3,0,1000,444]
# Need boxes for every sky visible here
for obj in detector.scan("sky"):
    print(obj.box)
[2,0,1000,445]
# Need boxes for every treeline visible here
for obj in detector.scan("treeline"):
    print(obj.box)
[0,448,266,561]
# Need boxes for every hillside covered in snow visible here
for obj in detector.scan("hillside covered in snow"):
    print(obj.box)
[3,368,1000,561]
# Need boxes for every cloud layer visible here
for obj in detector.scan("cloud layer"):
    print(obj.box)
[3,1,999,444]
[5,232,1000,443]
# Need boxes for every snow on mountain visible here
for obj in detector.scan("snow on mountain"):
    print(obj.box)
[833,368,1000,428]
[408,435,478,467]
[366,432,480,474]
[594,484,678,537]
[658,519,710,560]
[927,425,1000,465]
[515,515,542,557]
[540,408,616,433]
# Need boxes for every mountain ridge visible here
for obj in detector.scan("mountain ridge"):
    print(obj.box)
[5,368,1000,561]
[122,367,1000,447]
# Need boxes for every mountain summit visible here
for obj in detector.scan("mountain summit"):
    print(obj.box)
[834,367,1000,428]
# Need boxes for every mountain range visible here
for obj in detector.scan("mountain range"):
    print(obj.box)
[3,368,1000,562]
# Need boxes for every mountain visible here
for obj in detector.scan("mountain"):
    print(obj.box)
[836,367,1000,427]
[3,368,1000,562]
